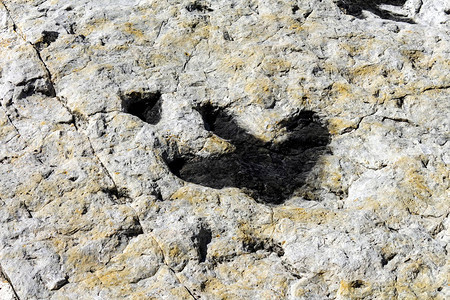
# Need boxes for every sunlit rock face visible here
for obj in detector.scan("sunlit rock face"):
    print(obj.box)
[0,0,448,299]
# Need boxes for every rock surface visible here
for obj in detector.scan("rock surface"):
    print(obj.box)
[0,0,448,299]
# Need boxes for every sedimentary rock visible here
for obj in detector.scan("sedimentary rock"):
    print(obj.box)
[0,0,448,299]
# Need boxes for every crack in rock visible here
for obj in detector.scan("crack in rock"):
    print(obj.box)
[0,263,20,300]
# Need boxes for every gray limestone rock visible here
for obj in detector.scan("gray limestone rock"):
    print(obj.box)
[0,0,448,299]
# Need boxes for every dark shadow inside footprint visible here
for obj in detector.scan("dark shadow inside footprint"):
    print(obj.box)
[121,91,162,124]
[167,104,331,204]
[336,0,415,23]
[35,31,59,50]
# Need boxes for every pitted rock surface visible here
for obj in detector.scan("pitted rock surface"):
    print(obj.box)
[0,0,449,299]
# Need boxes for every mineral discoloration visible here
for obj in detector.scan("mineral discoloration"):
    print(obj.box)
[0,0,448,299]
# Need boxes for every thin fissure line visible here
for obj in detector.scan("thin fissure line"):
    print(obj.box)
[0,263,21,300]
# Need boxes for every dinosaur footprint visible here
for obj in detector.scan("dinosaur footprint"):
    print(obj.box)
[121,93,330,204]
[168,104,331,204]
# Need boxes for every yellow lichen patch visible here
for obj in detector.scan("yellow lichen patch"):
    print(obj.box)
[285,16,307,32]
[327,117,359,135]
[170,186,220,205]
[401,49,429,69]
[317,156,343,191]
[72,272,101,290]
[201,278,229,298]
[391,157,433,214]
[394,261,446,299]
[78,18,110,36]
[339,43,360,57]
[202,255,291,298]
[221,55,246,72]
[242,260,289,291]
[404,168,431,198]
[244,77,274,103]
[193,24,212,40]
[323,62,344,75]
[80,265,187,299]
[82,272,146,298]
[336,268,446,300]
[300,20,328,33]
[94,235,162,286]
[95,265,129,286]
[286,86,308,105]
[65,248,103,282]
[428,56,450,80]
[158,21,209,50]
[148,266,194,299]
[199,135,236,155]
[337,280,373,299]
[354,196,383,212]
[260,57,291,74]
[123,22,145,41]
[351,65,404,91]
[148,53,174,67]
[219,48,265,74]
[273,207,338,225]
[351,64,383,77]
[330,82,353,103]
[0,37,15,48]
[168,243,183,258]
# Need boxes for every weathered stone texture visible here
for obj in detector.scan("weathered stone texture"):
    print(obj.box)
[0,0,448,299]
